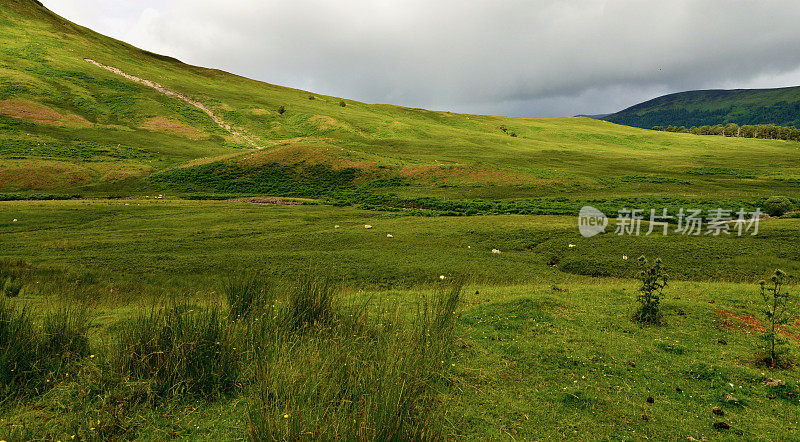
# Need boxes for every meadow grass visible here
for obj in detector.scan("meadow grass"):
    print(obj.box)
[0,270,465,440]
[1,200,798,289]
[0,200,798,439]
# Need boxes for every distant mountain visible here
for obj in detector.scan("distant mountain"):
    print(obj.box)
[603,86,800,129]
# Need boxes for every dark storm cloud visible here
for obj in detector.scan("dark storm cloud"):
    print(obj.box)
[45,0,800,117]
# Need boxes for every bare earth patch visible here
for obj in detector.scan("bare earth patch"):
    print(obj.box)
[139,117,207,140]
[716,310,800,340]
[0,99,92,128]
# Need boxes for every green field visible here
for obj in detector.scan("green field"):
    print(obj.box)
[2,0,800,440]
[2,200,799,440]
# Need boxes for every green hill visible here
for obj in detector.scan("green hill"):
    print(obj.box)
[604,86,800,129]
[2,0,800,210]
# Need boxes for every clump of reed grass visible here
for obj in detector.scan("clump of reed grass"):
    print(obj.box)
[246,275,463,440]
[223,272,270,321]
[111,303,238,400]
[0,298,90,399]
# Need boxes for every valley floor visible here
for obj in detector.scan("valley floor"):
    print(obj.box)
[1,200,798,440]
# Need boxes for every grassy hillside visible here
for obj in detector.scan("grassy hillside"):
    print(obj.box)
[1,0,799,212]
[604,86,800,129]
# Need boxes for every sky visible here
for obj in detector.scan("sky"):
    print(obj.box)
[42,0,800,118]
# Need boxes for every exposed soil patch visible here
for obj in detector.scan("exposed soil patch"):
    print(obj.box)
[0,99,92,128]
[716,310,800,340]
[230,198,302,205]
[139,117,207,140]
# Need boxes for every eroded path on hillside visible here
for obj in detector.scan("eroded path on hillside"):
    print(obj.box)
[83,58,258,146]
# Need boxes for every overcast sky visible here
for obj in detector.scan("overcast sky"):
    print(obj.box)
[43,0,800,117]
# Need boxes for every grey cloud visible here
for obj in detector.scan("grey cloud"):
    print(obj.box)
[45,0,800,117]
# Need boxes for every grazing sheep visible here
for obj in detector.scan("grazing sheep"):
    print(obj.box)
[387,234,393,238]
[492,249,501,254]
[12,219,17,222]
[364,225,372,229]
[439,275,446,280]
[334,225,340,228]
[568,244,576,248]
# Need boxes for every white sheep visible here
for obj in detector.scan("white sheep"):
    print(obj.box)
[364,225,372,229]
[386,234,393,238]
[492,249,501,254]
[334,225,340,229]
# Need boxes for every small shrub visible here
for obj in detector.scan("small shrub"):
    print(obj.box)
[112,303,238,399]
[2,277,23,298]
[764,196,793,217]
[758,269,794,367]
[633,256,667,324]
[277,105,286,115]
[339,100,347,107]
[308,95,315,100]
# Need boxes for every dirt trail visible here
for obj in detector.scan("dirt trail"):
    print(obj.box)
[83,58,257,146]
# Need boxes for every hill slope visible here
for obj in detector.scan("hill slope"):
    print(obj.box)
[604,86,800,129]
[1,0,799,208]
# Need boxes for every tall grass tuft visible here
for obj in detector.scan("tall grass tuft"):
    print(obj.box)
[0,297,38,398]
[246,276,463,440]
[40,306,91,369]
[286,274,336,329]
[223,273,270,321]
[111,303,238,400]
[0,298,90,399]
[2,277,23,298]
